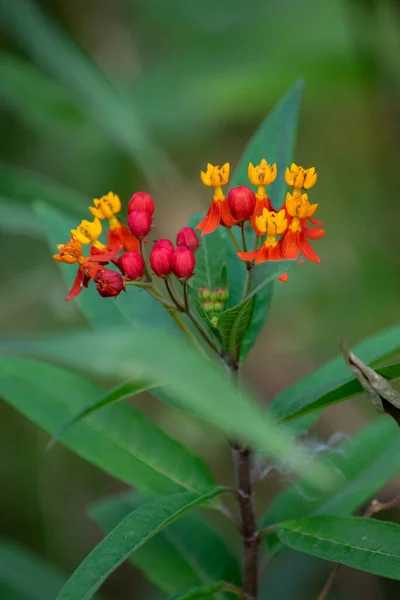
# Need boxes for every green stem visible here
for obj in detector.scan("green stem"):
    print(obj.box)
[165,278,184,310]
[125,281,153,289]
[183,281,190,312]
[139,239,152,282]
[242,269,252,300]
[240,223,248,253]
[226,227,242,253]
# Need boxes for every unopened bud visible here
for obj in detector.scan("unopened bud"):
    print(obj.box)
[150,247,172,278]
[171,247,196,280]
[128,210,152,240]
[154,239,174,254]
[211,316,218,328]
[210,290,218,303]
[176,227,199,253]
[227,185,256,222]
[128,191,155,215]
[118,252,144,281]
[216,288,229,302]
[203,301,214,314]
[95,269,125,298]
[213,301,223,313]
[198,287,211,301]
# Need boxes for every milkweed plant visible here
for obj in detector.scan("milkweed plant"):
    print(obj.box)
[2,84,400,600]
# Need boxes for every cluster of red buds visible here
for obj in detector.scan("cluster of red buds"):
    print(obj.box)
[53,190,199,300]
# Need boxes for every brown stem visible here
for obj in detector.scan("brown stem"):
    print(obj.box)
[231,442,259,600]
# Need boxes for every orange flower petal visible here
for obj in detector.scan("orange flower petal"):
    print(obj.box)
[298,235,321,263]
[278,272,289,283]
[281,229,299,259]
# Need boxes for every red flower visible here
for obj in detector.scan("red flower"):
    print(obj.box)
[118,252,144,280]
[227,186,256,222]
[171,246,196,280]
[128,210,152,240]
[95,269,125,297]
[128,192,155,216]
[176,227,199,253]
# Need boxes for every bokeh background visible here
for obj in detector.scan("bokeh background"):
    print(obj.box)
[1,0,400,598]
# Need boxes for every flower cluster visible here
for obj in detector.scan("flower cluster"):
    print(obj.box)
[53,191,198,300]
[198,287,229,327]
[196,160,325,265]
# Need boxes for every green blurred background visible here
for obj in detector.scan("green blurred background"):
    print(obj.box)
[1,0,400,598]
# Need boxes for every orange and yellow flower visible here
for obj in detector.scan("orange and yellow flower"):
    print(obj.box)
[89,191,139,252]
[238,208,287,263]
[196,163,236,235]
[248,159,276,230]
[53,238,118,300]
[280,191,325,263]
[285,163,317,190]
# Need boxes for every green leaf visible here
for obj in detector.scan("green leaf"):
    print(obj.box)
[0,163,85,214]
[48,379,158,450]
[230,81,303,206]
[89,491,240,597]
[277,515,400,581]
[56,487,226,600]
[269,321,400,422]
[262,416,400,551]
[0,327,338,490]
[189,216,230,293]
[217,297,255,361]
[168,582,241,600]
[0,357,215,494]
[0,0,176,181]
[225,82,303,356]
[35,201,177,333]
[0,54,88,137]
[0,199,42,237]
[0,539,66,600]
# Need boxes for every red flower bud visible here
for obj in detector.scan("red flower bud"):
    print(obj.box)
[154,238,174,254]
[118,252,144,281]
[227,185,256,222]
[171,246,196,280]
[150,247,172,278]
[95,269,125,297]
[127,210,152,240]
[176,227,199,253]
[128,191,155,215]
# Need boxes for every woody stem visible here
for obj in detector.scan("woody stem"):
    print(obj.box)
[228,362,259,600]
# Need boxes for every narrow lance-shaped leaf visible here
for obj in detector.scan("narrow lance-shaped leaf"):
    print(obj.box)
[0,357,215,494]
[56,487,227,600]
[225,82,303,357]
[168,582,241,600]
[89,491,240,598]
[47,379,158,450]
[277,515,400,581]
[269,321,400,422]
[342,341,400,426]
[0,328,339,490]
[261,416,400,553]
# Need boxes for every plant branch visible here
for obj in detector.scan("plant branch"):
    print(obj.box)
[231,441,259,600]
[316,494,400,600]
[226,227,242,253]
[139,240,152,282]
[240,223,248,253]
[165,278,184,310]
